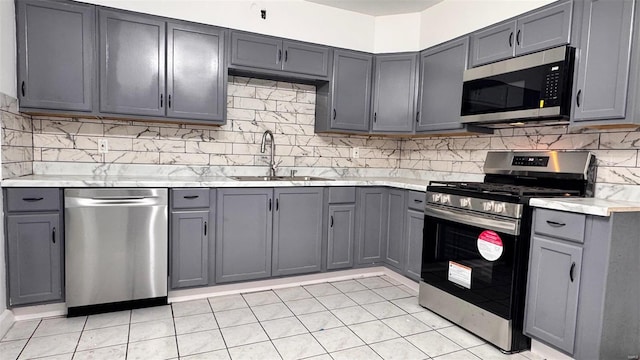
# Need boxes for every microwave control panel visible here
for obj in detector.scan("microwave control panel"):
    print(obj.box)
[542,63,564,106]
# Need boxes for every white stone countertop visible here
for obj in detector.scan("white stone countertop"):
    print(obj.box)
[530,197,640,217]
[1,175,428,192]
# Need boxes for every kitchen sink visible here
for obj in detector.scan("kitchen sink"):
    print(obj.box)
[231,176,333,181]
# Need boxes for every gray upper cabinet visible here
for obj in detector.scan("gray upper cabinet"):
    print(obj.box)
[99,9,166,117]
[167,22,226,123]
[470,21,516,67]
[416,37,469,132]
[231,32,282,71]
[515,0,572,56]
[525,235,582,354]
[282,40,330,77]
[327,204,355,270]
[272,188,324,276]
[572,0,635,122]
[16,0,94,112]
[7,213,62,306]
[371,54,418,133]
[404,208,424,281]
[470,0,572,67]
[230,32,330,77]
[384,189,405,270]
[327,50,373,132]
[356,187,388,265]
[216,188,272,283]
[170,210,209,289]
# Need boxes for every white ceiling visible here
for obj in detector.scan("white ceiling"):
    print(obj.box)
[302,0,444,16]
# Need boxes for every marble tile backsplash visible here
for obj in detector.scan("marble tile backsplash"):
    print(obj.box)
[0,93,33,179]
[26,76,400,177]
[3,75,640,190]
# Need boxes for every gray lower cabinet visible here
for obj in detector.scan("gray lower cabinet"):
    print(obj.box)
[525,208,640,359]
[230,31,330,77]
[98,9,166,117]
[371,53,418,133]
[572,0,635,123]
[216,188,273,283]
[170,210,209,289]
[356,187,388,265]
[16,0,95,112]
[327,204,355,270]
[416,37,469,132]
[167,22,226,123]
[316,50,373,133]
[404,208,424,281]
[272,188,324,276]
[7,213,62,306]
[384,189,406,270]
[525,235,582,354]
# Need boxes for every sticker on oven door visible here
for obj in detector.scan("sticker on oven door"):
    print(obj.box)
[448,261,471,289]
[477,230,504,261]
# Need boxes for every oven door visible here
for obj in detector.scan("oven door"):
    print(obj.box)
[421,205,520,319]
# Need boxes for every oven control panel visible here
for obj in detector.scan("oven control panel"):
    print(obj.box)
[511,156,549,167]
[426,191,524,219]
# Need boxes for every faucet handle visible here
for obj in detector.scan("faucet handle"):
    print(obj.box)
[290,169,297,177]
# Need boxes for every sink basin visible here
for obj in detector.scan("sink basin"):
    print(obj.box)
[231,176,333,181]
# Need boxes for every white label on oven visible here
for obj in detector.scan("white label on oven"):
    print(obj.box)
[448,261,471,289]
[477,230,504,261]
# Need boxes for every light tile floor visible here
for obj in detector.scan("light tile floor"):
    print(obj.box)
[0,275,542,360]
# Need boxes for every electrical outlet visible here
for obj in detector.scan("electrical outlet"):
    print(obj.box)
[351,147,360,159]
[98,139,108,154]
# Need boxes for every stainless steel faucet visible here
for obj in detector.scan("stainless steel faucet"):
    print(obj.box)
[260,130,276,177]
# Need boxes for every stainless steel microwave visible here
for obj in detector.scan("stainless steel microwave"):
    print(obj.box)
[460,46,575,128]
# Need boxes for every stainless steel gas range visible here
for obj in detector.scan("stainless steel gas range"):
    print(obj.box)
[419,150,596,353]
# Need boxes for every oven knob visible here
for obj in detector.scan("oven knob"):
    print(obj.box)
[432,194,441,202]
[460,197,471,208]
[495,202,505,213]
[482,201,494,211]
[441,195,451,204]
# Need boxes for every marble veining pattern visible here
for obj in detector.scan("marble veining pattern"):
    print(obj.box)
[1,93,33,178]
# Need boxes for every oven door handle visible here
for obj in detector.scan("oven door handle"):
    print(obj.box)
[424,206,520,236]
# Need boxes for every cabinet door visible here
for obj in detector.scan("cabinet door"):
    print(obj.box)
[515,0,572,56]
[404,209,424,281]
[7,213,62,306]
[525,236,582,354]
[170,210,209,289]
[372,54,418,133]
[167,22,226,122]
[356,188,388,265]
[216,188,272,283]
[272,188,323,276]
[16,0,94,111]
[230,32,282,71]
[469,21,516,67]
[384,189,406,270]
[331,50,373,132]
[573,0,634,122]
[282,40,330,77]
[327,204,355,270]
[99,9,166,117]
[416,37,469,132]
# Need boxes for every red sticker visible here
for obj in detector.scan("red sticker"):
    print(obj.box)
[477,230,503,261]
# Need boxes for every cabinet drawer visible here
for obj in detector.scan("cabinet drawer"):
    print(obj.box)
[407,191,426,210]
[328,187,356,203]
[171,188,210,209]
[534,208,586,243]
[6,188,60,212]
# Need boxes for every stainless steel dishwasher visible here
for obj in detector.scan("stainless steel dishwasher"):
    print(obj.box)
[65,188,168,316]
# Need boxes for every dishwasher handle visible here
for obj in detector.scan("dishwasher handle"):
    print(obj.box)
[65,194,167,208]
